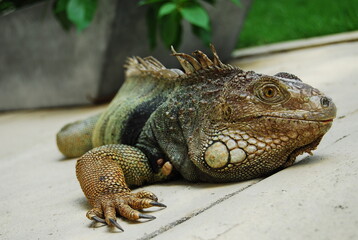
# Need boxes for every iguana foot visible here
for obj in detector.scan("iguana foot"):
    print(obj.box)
[76,144,170,231]
[86,190,166,231]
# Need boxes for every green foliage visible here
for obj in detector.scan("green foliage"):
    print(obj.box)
[237,0,358,49]
[54,0,98,32]
[67,0,98,30]
[140,0,241,49]
[158,2,176,17]
[159,10,182,49]
[53,0,71,30]
[179,2,210,31]
[141,0,215,50]
[52,0,239,49]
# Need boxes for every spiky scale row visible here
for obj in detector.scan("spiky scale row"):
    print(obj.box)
[170,44,228,75]
[124,55,181,80]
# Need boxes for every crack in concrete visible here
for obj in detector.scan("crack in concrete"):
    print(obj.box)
[137,180,261,240]
[338,109,358,120]
[207,222,241,240]
[334,134,350,144]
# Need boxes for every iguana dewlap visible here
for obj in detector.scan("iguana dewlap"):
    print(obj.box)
[57,45,336,230]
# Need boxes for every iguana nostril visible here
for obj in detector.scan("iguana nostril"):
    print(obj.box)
[320,97,331,108]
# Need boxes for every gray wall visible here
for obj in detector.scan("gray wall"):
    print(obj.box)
[0,0,251,111]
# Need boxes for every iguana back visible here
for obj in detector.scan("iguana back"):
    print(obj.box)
[92,56,183,147]
[57,56,182,158]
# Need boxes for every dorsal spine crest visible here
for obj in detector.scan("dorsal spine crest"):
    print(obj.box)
[124,44,242,84]
[170,44,242,83]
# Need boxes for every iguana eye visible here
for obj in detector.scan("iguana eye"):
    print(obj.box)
[263,86,277,98]
[255,83,288,104]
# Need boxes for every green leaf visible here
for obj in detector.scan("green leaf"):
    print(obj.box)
[192,25,211,46]
[179,3,210,30]
[158,2,177,18]
[230,0,241,7]
[53,0,72,30]
[159,11,182,49]
[66,0,98,31]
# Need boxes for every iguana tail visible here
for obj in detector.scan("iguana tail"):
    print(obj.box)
[57,114,100,158]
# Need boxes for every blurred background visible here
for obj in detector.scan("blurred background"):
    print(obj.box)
[0,0,357,111]
[238,0,358,48]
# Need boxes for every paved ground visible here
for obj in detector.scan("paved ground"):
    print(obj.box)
[1,37,357,240]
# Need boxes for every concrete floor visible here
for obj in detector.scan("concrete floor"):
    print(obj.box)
[1,38,358,240]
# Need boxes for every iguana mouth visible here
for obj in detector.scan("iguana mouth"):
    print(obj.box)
[319,119,334,124]
[283,135,324,168]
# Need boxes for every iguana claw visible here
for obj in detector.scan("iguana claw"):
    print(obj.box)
[139,213,156,220]
[92,216,106,224]
[109,218,124,231]
[150,201,167,208]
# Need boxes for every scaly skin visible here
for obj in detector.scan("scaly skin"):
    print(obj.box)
[76,145,170,227]
[57,45,336,230]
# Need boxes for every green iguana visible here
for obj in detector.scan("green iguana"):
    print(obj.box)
[57,45,336,231]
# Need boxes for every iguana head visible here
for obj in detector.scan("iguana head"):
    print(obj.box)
[172,45,336,182]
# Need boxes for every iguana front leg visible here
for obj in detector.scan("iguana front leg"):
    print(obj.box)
[76,144,171,230]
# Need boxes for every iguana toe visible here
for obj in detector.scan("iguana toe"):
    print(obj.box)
[133,190,158,202]
[85,191,165,231]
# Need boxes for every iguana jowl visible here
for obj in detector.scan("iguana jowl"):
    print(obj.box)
[57,45,336,230]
